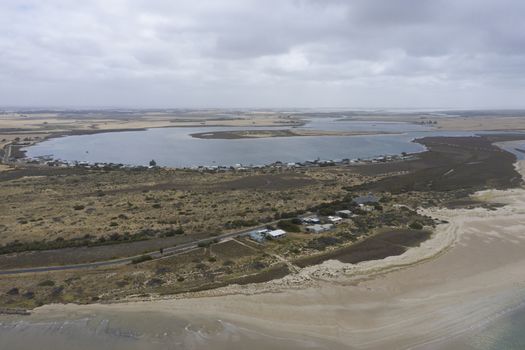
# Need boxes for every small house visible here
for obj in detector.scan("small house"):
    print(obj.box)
[336,210,352,218]
[353,194,379,205]
[359,203,375,212]
[302,216,321,224]
[267,229,287,239]
[328,215,343,224]
[306,224,334,234]
[249,230,267,243]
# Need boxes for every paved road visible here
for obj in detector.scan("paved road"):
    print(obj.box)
[0,223,277,275]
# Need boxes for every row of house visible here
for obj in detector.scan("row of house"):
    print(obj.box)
[302,214,346,234]
[248,195,380,242]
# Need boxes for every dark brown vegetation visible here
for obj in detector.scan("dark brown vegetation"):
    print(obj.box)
[294,229,431,268]
[353,136,524,194]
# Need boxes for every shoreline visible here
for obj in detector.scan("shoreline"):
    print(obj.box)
[0,120,306,166]
[4,159,523,349]
[6,129,420,171]
[189,129,401,139]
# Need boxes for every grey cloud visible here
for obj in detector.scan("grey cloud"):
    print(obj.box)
[0,0,524,108]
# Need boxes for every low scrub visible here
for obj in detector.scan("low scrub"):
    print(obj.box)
[131,255,153,264]
[277,220,301,233]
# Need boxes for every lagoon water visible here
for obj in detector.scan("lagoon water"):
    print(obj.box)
[24,118,468,167]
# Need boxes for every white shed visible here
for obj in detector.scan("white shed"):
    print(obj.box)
[267,229,287,239]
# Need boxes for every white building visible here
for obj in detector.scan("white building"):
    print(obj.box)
[359,203,374,212]
[267,229,287,239]
[301,216,320,224]
[328,215,343,224]
[306,224,334,234]
[336,210,352,218]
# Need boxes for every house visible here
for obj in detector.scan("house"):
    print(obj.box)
[249,230,268,243]
[328,215,343,224]
[353,194,379,205]
[359,203,375,212]
[267,229,286,239]
[306,224,334,234]
[301,216,320,224]
[336,210,353,218]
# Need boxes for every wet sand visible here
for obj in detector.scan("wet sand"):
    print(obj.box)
[2,161,525,349]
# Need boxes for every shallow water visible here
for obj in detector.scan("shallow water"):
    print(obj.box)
[0,310,347,350]
[497,140,525,160]
[24,118,446,167]
[421,302,525,350]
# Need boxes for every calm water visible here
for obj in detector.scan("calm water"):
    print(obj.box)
[471,305,525,350]
[24,118,471,167]
[431,303,525,350]
[497,140,525,160]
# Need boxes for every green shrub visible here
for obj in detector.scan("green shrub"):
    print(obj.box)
[38,280,55,287]
[409,222,424,230]
[164,227,184,237]
[318,207,336,216]
[277,220,301,233]
[197,241,210,248]
[131,255,153,264]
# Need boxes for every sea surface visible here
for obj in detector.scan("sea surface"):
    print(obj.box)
[473,304,525,349]
[427,303,525,349]
[23,118,473,167]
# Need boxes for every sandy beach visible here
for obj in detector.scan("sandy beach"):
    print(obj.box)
[2,160,523,349]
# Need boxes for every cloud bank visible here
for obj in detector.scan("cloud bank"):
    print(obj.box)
[1,0,524,108]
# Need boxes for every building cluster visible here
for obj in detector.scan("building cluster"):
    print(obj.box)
[247,194,381,243]
[8,148,413,173]
[188,154,412,172]
[248,228,287,243]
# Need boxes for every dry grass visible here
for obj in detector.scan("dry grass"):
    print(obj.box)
[0,167,365,246]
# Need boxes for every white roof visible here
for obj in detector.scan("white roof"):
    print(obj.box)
[268,229,286,237]
[306,224,334,233]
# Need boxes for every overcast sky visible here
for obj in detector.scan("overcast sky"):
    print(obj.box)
[1,0,524,109]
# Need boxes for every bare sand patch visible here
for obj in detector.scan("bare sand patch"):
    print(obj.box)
[0,164,12,172]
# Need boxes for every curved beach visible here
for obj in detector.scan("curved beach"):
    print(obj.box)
[2,161,523,349]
